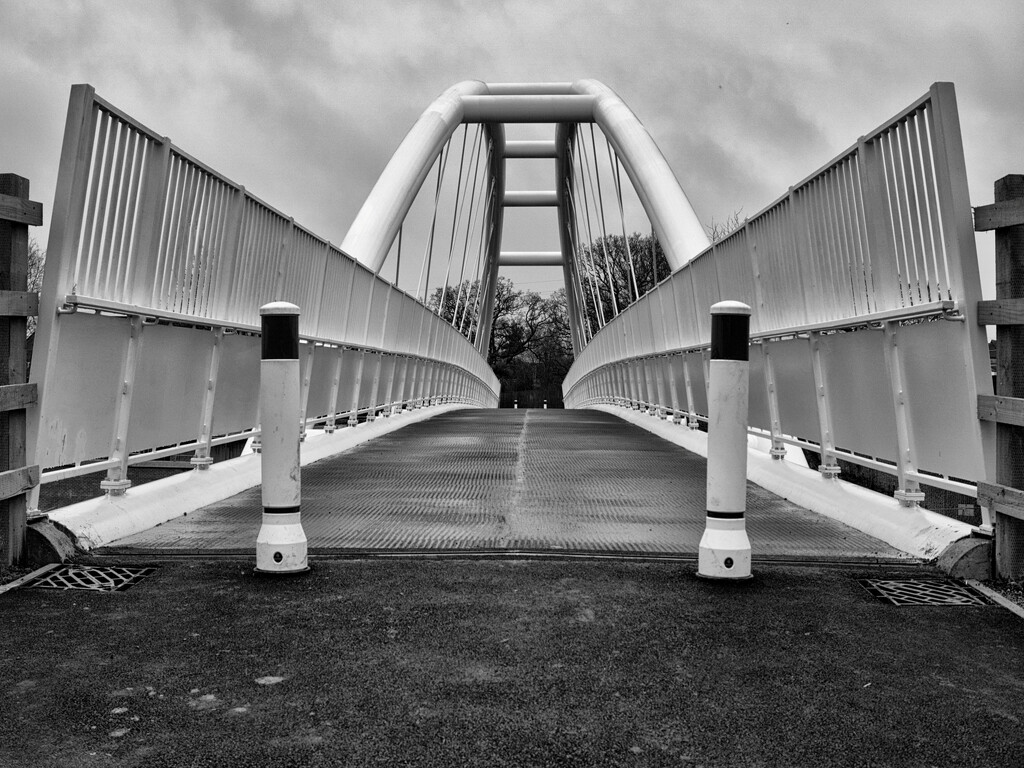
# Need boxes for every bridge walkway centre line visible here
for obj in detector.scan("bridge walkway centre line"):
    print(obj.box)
[99,410,907,561]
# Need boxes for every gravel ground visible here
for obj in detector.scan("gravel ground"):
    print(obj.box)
[987,579,1024,607]
[2,558,1023,768]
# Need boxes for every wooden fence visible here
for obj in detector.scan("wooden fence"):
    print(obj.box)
[0,173,42,565]
[976,174,1024,579]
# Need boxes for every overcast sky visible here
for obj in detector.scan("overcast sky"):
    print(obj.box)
[2,0,1021,297]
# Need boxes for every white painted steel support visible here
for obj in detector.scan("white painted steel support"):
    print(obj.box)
[366,354,383,422]
[100,316,144,496]
[256,302,308,575]
[761,343,787,460]
[809,333,841,478]
[324,347,343,433]
[191,327,224,468]
[504,140,557,158]
[669,355,683,424]
[298,343,315,440]
[503,191,558,207]
[882,322,925,506]
[498,252,563,267]
[385,355,401,415]
[698,301,753,581]
[348,351,367,427]
[681,357,699,428]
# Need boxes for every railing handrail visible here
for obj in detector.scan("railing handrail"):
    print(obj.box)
[566,82,980,392]
[563,82,993,513]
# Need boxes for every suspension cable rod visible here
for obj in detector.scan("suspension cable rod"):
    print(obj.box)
[395,226,402,286]
[565,175,596,339]
[609,149,640,301]
[571,134,605,328]
[588,124,621,315]
[452,126,486,327]
[438,124,471,315]
[468,168,499,344]
[578,126,616,319]
[463,173,494,337]
[568,138,605,331]
[416,140,452,302]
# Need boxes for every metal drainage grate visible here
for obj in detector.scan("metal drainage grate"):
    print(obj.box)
[859,578,991,606]
[21,565,157,593]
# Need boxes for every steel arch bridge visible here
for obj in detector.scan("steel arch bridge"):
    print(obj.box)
[21,79,995,561]
[340,80,710,357]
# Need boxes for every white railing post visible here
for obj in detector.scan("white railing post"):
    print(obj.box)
[682,356,699,429]
[698,301,753,581]
[298,343,315,440]
[882,322,925,505]
[668,355,683,423]
[761,342,788,460]
[365,353,383,422]
[809,332,841,478]
[100,316,144,496]
[191,327,224,469]
[347,351,367,427]
[255,301,308,575]
[324,347,343,433]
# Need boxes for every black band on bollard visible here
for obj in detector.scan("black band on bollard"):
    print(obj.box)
[261,315,299,360]
[263,506,301,515]
[706,510,745,520]
[710,313,750,361]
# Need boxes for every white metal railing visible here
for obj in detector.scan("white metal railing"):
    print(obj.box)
[563,83,993,508]
[29,84,498,495]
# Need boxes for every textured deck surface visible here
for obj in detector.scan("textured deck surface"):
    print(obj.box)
[102,409,906,560]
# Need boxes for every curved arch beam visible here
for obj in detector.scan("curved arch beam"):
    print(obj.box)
[341,80,709,276]
[340,80,492,271]
[571,79,710,271]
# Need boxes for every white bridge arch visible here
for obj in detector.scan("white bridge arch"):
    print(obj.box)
[340,80,711,356]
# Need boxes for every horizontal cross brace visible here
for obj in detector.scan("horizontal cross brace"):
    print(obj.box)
[504,141,558,159]
[503,190,558,207]
[0,193,43,226]
[978,298,1024,325]
[0,290,39,317]
[0,465,39,502]
[499,252,563,267]
[978,394,1024,426]
[0,382,37,413]
[461,95,595,124]
[974,199,1024,231]
[977,481,1024,521]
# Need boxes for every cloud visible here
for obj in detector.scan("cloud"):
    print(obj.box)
[1,0,1020,300]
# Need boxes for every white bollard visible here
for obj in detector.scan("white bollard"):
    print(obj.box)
[698,301,753,581]
[255,302,309,574]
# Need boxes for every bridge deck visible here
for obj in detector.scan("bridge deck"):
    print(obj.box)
[101,409,905,560]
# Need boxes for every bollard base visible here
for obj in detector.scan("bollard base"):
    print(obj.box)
[255,511,309,574]
[697,517,752,580]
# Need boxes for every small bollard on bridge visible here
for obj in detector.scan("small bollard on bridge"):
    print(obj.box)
[698,301,753,581]
[255,302,309,574]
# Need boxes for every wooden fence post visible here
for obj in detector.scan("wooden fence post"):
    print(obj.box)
[993,176,1024,578]
[1,173,42,565]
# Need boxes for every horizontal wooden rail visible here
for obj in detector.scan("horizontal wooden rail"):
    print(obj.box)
[977,481,1024,522]
[0,290,38,317]
[0,465,39,502]
[0,382,36,413]
[974,199,1024,231]
[978,394,1024,426]
[0,192,42,226]
[977,298,1024,326]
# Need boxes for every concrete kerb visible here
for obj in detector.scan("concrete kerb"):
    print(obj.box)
[49,404,474,551]
[593,404,974,562]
